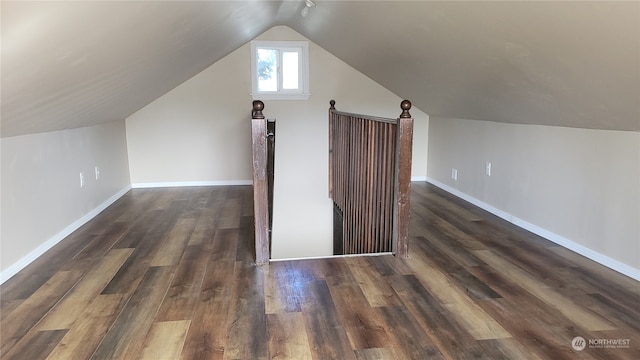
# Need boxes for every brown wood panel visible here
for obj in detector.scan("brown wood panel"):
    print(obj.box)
[150,217,197,267]
[180,259,235,360]
[252,115,270,265]
[560,262,640,312]
[111,190,155,222]
[110,209,162,249]
[148,188,179,211]
[549,246,640,292]
[474,249,616,332]
[389,274,508,359]
[410,217,485,267]
[236,215,256,262]
[1,329,67,360]
[376,306,445,359]
[267,312,313,360]
[210,228,239,262]
[46,294,128,360]
[327,282,391,350]
[412,236,502,300]
[392,116,413,258]
[469,266,629,359]
[138,320,191,360]
[264,261,305,314]
[154,244,209,322]
[478,338,546,360]
[344,256,402,308]
[224,261,268,360]
[70,221,129,262]
[218,198,241,229]
[188,208,218,248]
[0,299,21,323]
[1,231,93,301]
[90,266,174,360]
[102,202,182,295]
[474,295,598,360]
[2,184,639,360]
[582,293,640,332]
[365,253,413,277]
[405,248,512,341]
[37,248,132,330]
[1,270,82,356]
[299,279,355,360]
[311,257,358,288]
[353,347,402,360]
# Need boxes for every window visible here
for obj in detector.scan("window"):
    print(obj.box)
[251,41,310,100]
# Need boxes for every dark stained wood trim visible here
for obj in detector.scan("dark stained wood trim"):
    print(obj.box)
[251,100,270,265]
[392,105,414,258]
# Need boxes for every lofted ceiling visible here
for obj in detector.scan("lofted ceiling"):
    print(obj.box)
[2,1,639,138]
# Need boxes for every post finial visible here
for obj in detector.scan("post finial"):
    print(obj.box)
[330,100,336,110]
[399,100,412,118]
[252,100,265,119]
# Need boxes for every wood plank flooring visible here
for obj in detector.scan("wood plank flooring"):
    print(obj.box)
[1,183,638,359]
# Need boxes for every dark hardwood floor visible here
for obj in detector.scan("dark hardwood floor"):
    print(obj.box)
[1,183,638,359]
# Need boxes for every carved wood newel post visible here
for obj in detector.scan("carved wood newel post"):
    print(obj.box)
[393,100,414,258]
[251,100,270,265]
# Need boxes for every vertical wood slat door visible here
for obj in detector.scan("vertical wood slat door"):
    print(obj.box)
[328,100,414,257]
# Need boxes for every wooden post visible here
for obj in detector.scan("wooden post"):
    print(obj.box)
[251,100,270,265]
[393,100,414,258]
[328,100,336,198]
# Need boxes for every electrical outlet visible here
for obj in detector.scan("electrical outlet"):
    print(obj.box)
[485,162,491,176]
[80,172,86,187]
[451,168,458,181]
[95,166,100,180]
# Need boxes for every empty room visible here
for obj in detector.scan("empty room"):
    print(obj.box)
[1,1,638,359]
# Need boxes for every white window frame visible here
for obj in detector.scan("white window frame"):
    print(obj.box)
[250,41,310,100]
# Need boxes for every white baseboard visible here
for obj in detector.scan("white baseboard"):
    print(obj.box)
[0,185,132,284]
[425,177,640,281]
[411,176,427,182]
[131,180,252,188]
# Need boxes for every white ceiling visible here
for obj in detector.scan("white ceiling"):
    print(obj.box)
[2,1,639,138]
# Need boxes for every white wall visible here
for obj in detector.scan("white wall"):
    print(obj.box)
[427,117,640,279]
[125,26,429,259]
[1,120,131,280]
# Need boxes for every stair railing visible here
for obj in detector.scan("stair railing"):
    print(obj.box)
[329,100,414,258]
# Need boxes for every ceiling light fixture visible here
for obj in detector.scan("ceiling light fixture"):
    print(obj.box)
[301,0,316,17]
